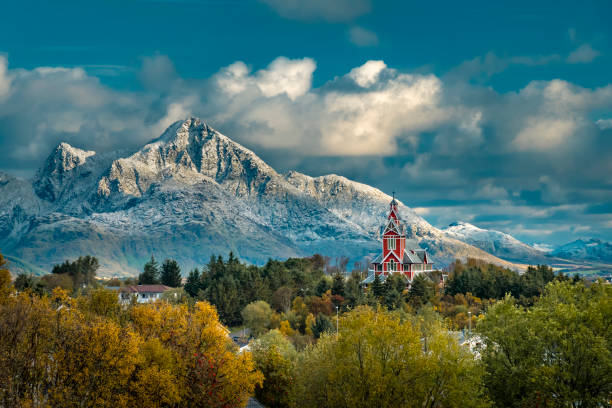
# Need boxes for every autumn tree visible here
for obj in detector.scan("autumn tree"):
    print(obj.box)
[242,300,274,337]
[0,253,11,301]
[292,306,489,408]
[250,330,297,408]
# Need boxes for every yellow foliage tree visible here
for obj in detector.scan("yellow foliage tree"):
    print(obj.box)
[0,284,262,407]
[292,306,490,408]
[279,320,295,337]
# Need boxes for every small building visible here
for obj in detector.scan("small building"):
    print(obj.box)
[362,198,434,286]
[119,284,172,303]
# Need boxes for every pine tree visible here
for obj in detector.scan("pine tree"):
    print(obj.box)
[161,259,182,287]
[184,268,201,297]
[138,256,160,284]
[315,278,331,296]
[371,274,384,299]
[408,274,434,307]
[331,273,345,297]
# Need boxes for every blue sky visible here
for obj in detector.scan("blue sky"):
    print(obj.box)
[0,0,611,246]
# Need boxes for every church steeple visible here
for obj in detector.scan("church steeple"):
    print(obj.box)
[388,192,400,221]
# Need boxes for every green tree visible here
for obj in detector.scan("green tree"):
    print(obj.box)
[311,314,333,339]
[292,306,489,408]
[160,258,182,287]
[315,277,331,296]
[331,273,345,297]
[407,274,435,307]
[139,256,160,285]
[478,281,612,408]
[14,273,36,292]
[250,330,296,408]
[241,300,273,337]
[370,273,385,300]
[52,255,99,288]
[184,268,201,297]
[344,271,365,307]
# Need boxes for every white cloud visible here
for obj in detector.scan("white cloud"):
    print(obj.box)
[0,55,11,99]
[348,60,386,87]
[596,118,612,130]
[349,26,379,47]
[321,72,445,154]
[259,0,371,22]
[255,57,316,100]
[139,54,178,91]
[566,44,601,64]
[413,207,431,215]
[214,57,315,102]
[513,117,577,151]
[476,182,508,200]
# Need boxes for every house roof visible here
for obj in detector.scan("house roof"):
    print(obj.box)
[120,284,172,294]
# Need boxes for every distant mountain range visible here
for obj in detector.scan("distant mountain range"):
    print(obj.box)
[0,118,609,277]
[0,118,523,277]
[441,221,549,264]
[551,239,612,263]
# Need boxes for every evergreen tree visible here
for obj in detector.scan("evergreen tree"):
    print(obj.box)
[184,268,201,297]
[312,314,334,338]
[408,274,434,307]
[14,273,36,291]
[160,258,182,287]
[52,256,99,287]
[138,256,160,284]
[315,277,331,296]
[331,273,345,297]
[371,274,384,299]
[344,272,365,307]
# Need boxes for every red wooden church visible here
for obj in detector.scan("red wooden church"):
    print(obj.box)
[362,197,433,285]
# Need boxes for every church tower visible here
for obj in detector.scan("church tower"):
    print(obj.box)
[364,196,433,285]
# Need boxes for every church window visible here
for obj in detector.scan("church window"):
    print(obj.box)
[389,259,396,271]
[387,238,396,250]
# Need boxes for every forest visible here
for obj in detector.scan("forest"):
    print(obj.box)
[1,252,611,407]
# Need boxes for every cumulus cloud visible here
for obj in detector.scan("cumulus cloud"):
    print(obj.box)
[566,44,601,64]
[139,54,178,91]
[348,60,386,87]
[255,57,316,100]
[349,26,379,47]
[0,52,611,244]
[259,0,371,22]
[513,117,577,151]
[0,55,10,99]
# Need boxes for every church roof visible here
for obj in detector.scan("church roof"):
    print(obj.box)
[361,273,388,284]
[403,249,423,264]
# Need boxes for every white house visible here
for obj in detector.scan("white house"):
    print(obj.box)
[119,284,172,303]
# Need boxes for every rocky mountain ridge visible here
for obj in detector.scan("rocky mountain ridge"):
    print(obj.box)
[1,118,519,276]
[442,221,549,263]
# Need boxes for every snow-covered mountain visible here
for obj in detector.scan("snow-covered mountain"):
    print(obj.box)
[551,239,612,263]
[441,221,549,263]
[0,118,519,276]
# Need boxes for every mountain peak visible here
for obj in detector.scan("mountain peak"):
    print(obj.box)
[34,142,96,202]
[96,118,278,202]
